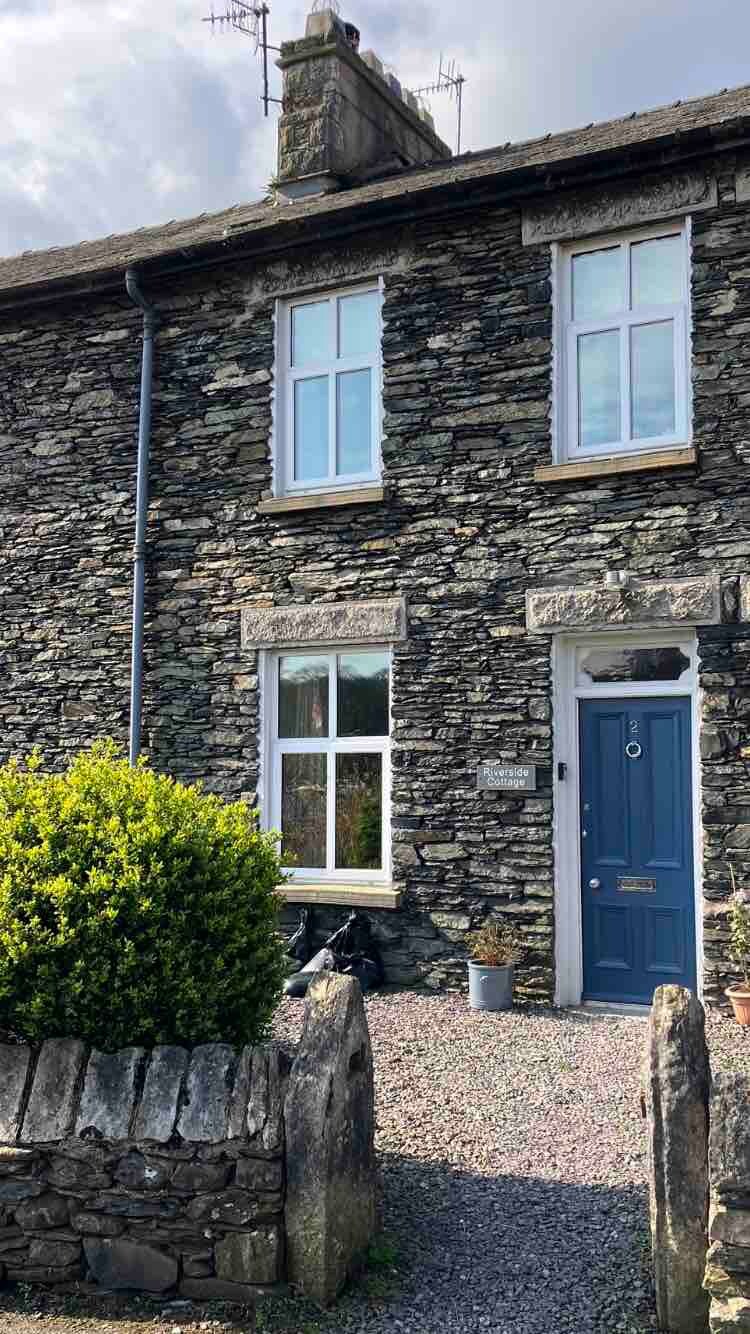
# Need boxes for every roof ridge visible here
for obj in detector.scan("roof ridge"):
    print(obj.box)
[2,79,750,300]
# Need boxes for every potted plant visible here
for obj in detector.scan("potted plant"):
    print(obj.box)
[726,865,750,1025]
[467,921,522,1012]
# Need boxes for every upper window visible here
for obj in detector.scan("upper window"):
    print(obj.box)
[557,225,689,460]
[275,285,382,494]
[268,649,390,882]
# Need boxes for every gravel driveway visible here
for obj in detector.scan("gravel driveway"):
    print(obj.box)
[2,992,748,1334]
[269,992,749,1334]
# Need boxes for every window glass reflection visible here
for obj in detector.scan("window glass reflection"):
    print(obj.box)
[580,647,690,683]
[578,329,620,448]
[281,753,327,868]
[335,753,382,870]
[337,652,389,736]
[572,247,623,319]
[631,321,675,439]
[279,656,329,738]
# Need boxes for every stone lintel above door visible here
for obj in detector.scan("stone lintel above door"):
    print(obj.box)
[526,574,721,635]
[241,597,407,649]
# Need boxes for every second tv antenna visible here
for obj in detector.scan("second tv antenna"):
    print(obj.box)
[202,3,281,117]
[413,56,467,155]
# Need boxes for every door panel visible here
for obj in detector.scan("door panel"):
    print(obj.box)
[580,696,696,1003]
[595,904,633,971]
[591,712,630,866]
[644,905,685,974]
[643,711,683,867]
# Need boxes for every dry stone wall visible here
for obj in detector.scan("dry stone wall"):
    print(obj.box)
[0,975,376,1307]
[1,150,750,997]
[645,987,750,1333]
[705,1073,750,1332]
[0,1037,287,1300]
[644,985,710,1334]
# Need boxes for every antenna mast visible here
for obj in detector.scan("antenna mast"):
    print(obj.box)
[412,56,466,155]
[201,3,281,117]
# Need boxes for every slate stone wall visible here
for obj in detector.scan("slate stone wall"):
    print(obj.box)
[0,1037,288,1299]
[706,1072,750,1332]
[0,975,376,1304]
[1,150,750,998]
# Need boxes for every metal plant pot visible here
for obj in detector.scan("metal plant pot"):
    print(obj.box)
[468,960,514,1012]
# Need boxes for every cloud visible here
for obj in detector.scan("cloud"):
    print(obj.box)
[1,0,750,257]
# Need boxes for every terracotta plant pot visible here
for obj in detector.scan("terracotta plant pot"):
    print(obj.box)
[726,985,750,1026]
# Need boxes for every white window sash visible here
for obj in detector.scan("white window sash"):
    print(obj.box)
[266,649,391,884]
[276,284,383,496]
[557,223,690,462]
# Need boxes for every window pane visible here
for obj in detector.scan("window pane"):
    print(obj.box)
[631,321,675,440]
[336,369,372,475]
[631,235,682,308]
[279,655,329,738]
[281,753,327,869]
[578,330,620,449]
[291,301,329,366]
[338,291,379,358]
[337,652,389,737]
[572,247,623,319]
[294,377,329,481]
[335,753,382,870]
[580,647,690,684]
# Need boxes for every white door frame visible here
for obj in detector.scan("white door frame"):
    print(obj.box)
[551,629,703,1007]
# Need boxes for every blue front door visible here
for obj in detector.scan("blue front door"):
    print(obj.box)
[580,696,696,1004]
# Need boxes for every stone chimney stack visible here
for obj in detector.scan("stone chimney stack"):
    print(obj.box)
[276,7,452,200]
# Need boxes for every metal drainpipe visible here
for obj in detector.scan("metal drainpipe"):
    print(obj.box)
[125,268,160,765]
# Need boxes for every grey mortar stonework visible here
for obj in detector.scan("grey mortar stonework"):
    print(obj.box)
[2,152,750,1002]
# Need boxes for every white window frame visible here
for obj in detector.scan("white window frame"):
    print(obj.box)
[274,282,383,496]
[554,221,691,462]
[262,646,391,885]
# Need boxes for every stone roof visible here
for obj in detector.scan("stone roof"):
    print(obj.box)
[2,81,750,304]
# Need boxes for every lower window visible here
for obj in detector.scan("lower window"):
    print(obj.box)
[268,649,390,881]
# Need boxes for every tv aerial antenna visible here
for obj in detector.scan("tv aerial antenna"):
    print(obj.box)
[412,56,467,155]
[201,3,281,117]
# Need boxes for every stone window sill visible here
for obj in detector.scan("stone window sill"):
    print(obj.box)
[534,446,697,484]
[257,485,385,514]
[280,882,402,910]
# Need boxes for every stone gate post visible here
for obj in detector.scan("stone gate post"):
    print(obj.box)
[644,984,711,1333]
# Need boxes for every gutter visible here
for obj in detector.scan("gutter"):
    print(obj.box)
[125,268,160,766]
[2,122,750,314]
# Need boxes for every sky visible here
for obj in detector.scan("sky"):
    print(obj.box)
[2,0,750,259]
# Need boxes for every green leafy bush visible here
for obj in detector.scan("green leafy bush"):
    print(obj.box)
[729,864,750,986]
[0,742,286,1048]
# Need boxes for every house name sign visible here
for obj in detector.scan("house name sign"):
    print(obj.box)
[476,763,537,792]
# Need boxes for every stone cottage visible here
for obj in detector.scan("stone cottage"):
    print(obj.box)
[1,6,750,1008]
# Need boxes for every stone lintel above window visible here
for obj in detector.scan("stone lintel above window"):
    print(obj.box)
[526,574,721,634]
[241,597,407,650]
[521,168,717,246]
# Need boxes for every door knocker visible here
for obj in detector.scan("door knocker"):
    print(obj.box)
[625,741,642,760]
